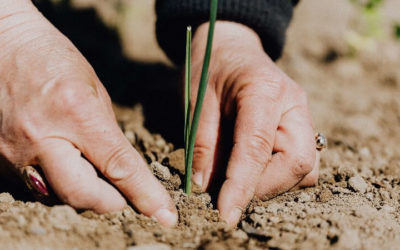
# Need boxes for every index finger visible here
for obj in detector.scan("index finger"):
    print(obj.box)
[77,113,178,227]
[218,83,282,227]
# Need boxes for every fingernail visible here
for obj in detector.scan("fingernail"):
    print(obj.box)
[225,207,243,227]
[152,208,178,227]
[193,171,203,188]
[28,173,49,196]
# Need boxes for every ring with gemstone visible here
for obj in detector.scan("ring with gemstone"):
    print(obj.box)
[315,132,328,151]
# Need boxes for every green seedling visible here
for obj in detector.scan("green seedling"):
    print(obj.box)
[395,24,400,40]
[184,0,218,194]
[184,26,192,180]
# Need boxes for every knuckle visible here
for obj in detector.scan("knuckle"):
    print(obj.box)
[246,131,274,156]
[239,80,285,105]
[51,80,94,116]
[233,131,273,170]
[290,154,314,178]
[262,80,286,102]
[193,143,213,161]
[11,113,42,146]
[103,146,140,182]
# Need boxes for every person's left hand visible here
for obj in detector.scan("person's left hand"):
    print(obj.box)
[189,21,320,228]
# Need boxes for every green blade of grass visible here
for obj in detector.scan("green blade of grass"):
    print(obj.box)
[185,0,218,194]
[395,24,400,40]
[184,26,192,164]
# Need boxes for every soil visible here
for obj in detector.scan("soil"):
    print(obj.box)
[1,0,400,249]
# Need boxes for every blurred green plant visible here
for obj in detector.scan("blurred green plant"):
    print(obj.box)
[184,0,218,195]
[347,0,385,54]
[350,0,384,37]
[395,24,400,40]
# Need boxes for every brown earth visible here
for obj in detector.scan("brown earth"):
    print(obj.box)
[1,0,400,249]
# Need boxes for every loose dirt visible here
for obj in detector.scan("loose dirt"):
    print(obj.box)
[1,0,400,249]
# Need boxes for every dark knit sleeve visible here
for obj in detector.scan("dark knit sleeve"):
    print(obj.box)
[156,0,298,65]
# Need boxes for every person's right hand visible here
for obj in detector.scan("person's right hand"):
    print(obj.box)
[0,0,177,227]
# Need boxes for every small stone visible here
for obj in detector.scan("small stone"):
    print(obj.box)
[282,222,295,232]
[124,130,136,144]
[127,244,171,250]
[381,204,395,213]
[269,216,280,224]
[249,213,266,226]
[379,190,391,202]
[125,226,155,245]
[0,226,10,237]
[151,162,171,181]
[337,165,355,181]
[0,193,14,203]
[360,167,373,178]
[29,224,46,235]
[49,205,80,230]
[348,176,368,194]
[16,215,27,227]
[285,201,296,207]
[162,145,170,154]
[231,230,248,241]
[330,186,352,194]
[297,211,307,219]
[365,192,373,201]
[359,147,371,158]
[327,227,339,239]
[163,149,185,175]
[280,232,297,244]
[336,229,361,250]
[122,207,136,218]
[297,192,312,203]
[203,242,229,250]
[265,203,280,215]
[253,206,265,215]
[319,189,332,202]
[154,136,167,148]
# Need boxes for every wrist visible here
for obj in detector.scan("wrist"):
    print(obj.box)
[0,0,39,35]
[192,21,269,92]
[0,0,34,18]
[194,21,264,55]
[0,0,44,54]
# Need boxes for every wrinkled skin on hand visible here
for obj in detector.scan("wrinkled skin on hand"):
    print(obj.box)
[0,0,177,227]
[190,21,320,227]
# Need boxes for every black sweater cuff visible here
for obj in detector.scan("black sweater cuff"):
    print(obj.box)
[156,0,297,65]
